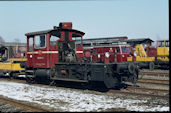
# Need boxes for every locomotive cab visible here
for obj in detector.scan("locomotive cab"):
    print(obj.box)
[155,40,169,68]
[25,22,85,84]
[26,22,84,69]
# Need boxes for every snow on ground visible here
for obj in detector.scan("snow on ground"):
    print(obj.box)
[0,81,169,112]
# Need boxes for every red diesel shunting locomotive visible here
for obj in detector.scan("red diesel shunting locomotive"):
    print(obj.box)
[24,22,139,88]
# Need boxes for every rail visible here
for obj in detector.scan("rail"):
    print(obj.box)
[0,96,54,112]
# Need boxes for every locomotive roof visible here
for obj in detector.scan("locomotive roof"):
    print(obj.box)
[25,28,85,36]
[83,36,128,42]
[122,38,154,43]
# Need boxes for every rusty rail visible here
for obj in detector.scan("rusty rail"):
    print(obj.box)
[138,78,169,85]
[108,90,169,100]
[0,96,54,112]
[139,72,169,77]
[123,86,169,95]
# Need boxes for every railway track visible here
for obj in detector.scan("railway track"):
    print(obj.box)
[137,71,169,90]
[121,86,169,96]
[0,78,169,96]
[0,75,169,89]
[108,89,169,101]
[139,71,169,77]
[138,71,169,80]
[0,96,54,112]
[0,76,169,112]
[125,76,169,90]
[0,68,169,112]
[137,78,169,85]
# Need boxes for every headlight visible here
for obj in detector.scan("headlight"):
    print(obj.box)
[98,54,100,58]
[144,44,147,48]
[133,52,137,57]
[105,52,110,58]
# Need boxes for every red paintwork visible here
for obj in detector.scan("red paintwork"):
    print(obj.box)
[84,44,134,63]
[104,57,110,64]
[61,70,67,75]
[145,46,157,57]
[59,22,72,29]
[26,24,84,68]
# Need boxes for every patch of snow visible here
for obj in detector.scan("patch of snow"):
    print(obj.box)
[0,81,169,112]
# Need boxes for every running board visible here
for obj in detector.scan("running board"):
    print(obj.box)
[52,77,88,83]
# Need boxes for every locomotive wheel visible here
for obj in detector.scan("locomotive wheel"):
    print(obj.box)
[149,62,154,71]
[104,73,121,89]
[128,63,135,74]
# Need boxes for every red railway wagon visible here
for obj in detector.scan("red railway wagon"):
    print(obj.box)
[24,22,139,88]
[83,42,136,63]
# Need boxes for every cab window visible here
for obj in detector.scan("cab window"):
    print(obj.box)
[34,35,46,48]
[50,32,61,46]
[158,41,164,47]
[29,37,33,51]
[122,47,131,53]
[165,41,169,47]
[72,34,82,46]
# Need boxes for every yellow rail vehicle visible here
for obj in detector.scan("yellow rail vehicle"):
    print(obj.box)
[127,44,155,70]
[128,40,169,70]
[155,40,169,67]
[0,58,27,78]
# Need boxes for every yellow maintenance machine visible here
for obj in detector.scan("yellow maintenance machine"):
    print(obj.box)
[155,40,169,68]
[0,45,27,78]
[128,40,169,70]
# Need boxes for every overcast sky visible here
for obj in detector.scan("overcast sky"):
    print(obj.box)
[0,0,169,43]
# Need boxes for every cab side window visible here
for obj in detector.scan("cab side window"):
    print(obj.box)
[158,41,164,47]
[50,32,61,46]
[166,41,169,47]
[29,37,33,51]
[34,35,46,48]
[72,34,82,46]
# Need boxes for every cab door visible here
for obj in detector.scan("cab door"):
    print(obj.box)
[49,32,61,67]
[33,34,47,68]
